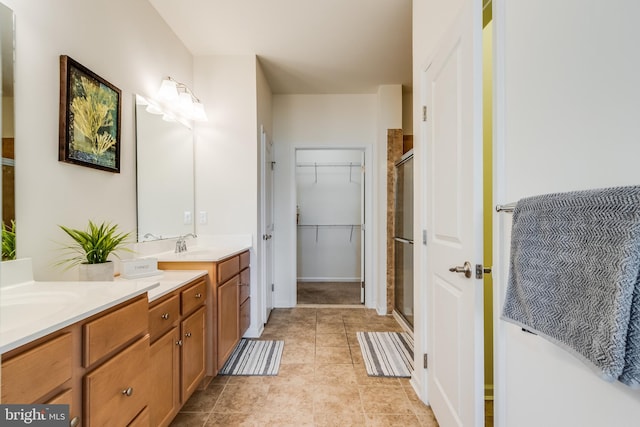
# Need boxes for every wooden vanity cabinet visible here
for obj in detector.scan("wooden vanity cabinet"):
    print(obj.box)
[82,294,150,426]
[0,293,150,427]
[158,250,251,375]
[147,276,207,427]
[217,275,240,368]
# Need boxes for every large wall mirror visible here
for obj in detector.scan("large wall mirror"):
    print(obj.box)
[135,95,195,242]
[1,2,15,259]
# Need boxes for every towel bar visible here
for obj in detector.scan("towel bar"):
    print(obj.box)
[496,202,516,213]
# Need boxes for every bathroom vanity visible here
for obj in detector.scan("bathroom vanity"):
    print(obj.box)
[0,246,250,426]
[0,289,155,426]
[158,248,251,375]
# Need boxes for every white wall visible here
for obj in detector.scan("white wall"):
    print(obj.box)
[494,0,640,425]
[4,0,192,279]
[296,149,363,282]
[272,94,376,307]
[193,54,261,336]
[374,85,403,314]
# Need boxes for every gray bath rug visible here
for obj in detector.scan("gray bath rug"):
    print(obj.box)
[357,331,414,377]
[219,339,284,376]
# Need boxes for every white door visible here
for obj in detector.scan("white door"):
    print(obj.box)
[424,3,484,426]
[261,128,274,322]
[360,150,366,304]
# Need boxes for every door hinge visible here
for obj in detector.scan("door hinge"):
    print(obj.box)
[361,282,365,289]
[271,283,275,292]
[422,105,428,122]
[271,161,276,170]
[422,230,427,246]
[475,264,492,279]
[424,353,428,369]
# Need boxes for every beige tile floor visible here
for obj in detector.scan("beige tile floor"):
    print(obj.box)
[170,307,439,427]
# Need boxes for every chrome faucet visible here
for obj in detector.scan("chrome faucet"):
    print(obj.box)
[175,233,197,253]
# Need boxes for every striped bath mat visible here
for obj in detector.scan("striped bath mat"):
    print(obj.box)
[220,339,284,376]
[357,332,414,377]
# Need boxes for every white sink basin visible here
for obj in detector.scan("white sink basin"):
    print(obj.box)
[0,291,82,333]
[2,290,80,306]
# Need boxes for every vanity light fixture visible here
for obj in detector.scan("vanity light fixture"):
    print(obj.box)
[154,76,208,122]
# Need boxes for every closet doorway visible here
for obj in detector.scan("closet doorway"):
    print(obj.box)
[295,148,365,305]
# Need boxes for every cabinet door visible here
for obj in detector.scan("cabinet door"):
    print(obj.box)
[217,276,239,370]
[1,333,72,404]
[149,327,180,427]
[84,336,149,427]
[181,306,206,401]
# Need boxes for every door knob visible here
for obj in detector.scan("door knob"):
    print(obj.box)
[449,261,472,278]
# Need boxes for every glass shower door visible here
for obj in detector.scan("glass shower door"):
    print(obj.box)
[393,152,414,327]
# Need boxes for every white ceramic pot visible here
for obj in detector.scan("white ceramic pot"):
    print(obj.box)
[78,261,114,281]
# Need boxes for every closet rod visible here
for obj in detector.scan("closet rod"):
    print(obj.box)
[297,224,362,227]
[296,162,362,167]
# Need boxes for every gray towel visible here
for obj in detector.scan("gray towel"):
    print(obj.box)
[501,186,640,387]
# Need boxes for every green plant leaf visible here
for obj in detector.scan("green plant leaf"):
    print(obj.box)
[2,220,16,261]
[56,220,132,269]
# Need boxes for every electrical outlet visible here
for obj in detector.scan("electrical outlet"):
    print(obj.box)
[199,211,208,224]
[184,211,192,224]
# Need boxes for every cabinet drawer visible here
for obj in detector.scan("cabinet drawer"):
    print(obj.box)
[84,336,150,427]
[128,406,150,427]
[84,296,148,367]
[149,295,180,341]
[1,333,72,403]
[239,268,250,303]
[46,389,77,425]
[239,251,250,270]
[181,278,206,315]
[240,298,250,337]
[217,256,239,284]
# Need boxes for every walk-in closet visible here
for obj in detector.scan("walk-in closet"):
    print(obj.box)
[295,149,364,305]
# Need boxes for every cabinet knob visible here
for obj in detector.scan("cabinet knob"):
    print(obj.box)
[185,332,192,338]
[195,293,202,298]
[161,313,170,320]
[176,339,183,346]
[122,387,133,397]
[69,416,80,427]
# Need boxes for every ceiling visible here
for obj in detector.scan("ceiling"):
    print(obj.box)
[147,0,413,95]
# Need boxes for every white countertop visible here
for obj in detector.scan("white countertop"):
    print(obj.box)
[0,280,160,354]
[154,244,251,263]
[0,245,248,355]
[135,270,208,302]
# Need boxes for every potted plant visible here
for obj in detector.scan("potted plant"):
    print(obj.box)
[2,220,16,261]
[58,220,132,281]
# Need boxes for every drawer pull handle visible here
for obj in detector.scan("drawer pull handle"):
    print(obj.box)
[70,416,80,427]
[122,387,134,397]
[195,293,202,298]
[185,332,192,338]
[176,339,183,346]
[161,313,170,320]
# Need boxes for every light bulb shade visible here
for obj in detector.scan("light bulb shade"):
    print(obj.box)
[157,79,179,102]
[178,91,194,114]
[192,102,208,122]
[145,102,163,115]
[162,112,176,122]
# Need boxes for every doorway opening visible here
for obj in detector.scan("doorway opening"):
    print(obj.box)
[295,148,365,305]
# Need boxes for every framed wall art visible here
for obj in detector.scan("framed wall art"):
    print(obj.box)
[59,55,121,173]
